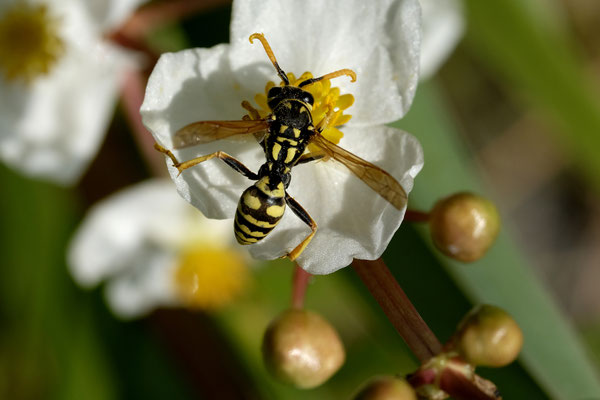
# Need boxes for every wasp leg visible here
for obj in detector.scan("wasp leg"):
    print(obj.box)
[315,104,336,132]
[285,194,317,261]
[154,143,259,180]
[241,100,261,120]
[296,152,326,165]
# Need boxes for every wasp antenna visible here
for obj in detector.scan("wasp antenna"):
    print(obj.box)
[249,33,290,85]
[298,69,357,88]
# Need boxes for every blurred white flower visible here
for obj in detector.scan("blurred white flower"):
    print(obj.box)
[419,0,465,79]
[68,179,251,319]
[0,0,145,184]
[141,0,425,275]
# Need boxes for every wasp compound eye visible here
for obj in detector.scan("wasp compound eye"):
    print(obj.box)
[303,92,314,106]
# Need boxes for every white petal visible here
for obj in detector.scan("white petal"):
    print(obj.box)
[247,126,424,275]
[141,45,266,219]
[141,45,259,146]
[419,0,464,79]
[0,44,124,184]
[230,0,422,125]
[82,0,147,32]
[68,179,214,287]
[104,249,178,319]
[0,0,131,184]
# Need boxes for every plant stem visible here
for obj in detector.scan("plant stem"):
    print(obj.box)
[404,209,430,223]
[291,263,311,309]
[352,258,441,362]
[353,258,502,400]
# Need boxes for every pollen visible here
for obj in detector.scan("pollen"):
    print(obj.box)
[0,2,65,83]
[249,71,355,147]
[173,245,250,311]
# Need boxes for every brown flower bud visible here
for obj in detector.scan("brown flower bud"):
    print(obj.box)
[429,192,500,262]
[453,304,523,367]
[262,308,345,388]
[353,376,417,400]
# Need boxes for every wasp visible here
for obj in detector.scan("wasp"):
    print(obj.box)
[155,33,407,261]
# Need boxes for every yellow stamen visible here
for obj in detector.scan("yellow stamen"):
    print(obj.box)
[244,71,355,147]
[173,245,250,311]
[0,2,64,83]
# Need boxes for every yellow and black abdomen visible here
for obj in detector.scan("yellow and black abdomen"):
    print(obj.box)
[234,178,286,245]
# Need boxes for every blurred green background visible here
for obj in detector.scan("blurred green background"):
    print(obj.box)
[2,1,600,399]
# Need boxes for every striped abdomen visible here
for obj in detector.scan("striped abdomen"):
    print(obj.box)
[234,178,286,245]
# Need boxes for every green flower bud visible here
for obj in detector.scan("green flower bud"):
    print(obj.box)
[353,376,417,400]
[262,308,345,388]
[429,192,500,262]
[453,305,523,367]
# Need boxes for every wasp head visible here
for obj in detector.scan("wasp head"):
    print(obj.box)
[267,86,314,110]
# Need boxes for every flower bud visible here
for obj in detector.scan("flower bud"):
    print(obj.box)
[453,305,523,367]
[262,308,345,388]
[429,192,500,262]
[353,376,417,400]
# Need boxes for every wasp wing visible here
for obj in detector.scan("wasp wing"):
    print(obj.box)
[310,134,407,210]
[172,120,269,149]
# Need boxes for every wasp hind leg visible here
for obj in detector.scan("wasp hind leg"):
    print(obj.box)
[296,151,326,165]
[154,143,259,180]
[285,194,317,261]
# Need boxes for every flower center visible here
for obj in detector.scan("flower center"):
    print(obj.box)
[173,245,249,311]
[249,72,354,147]
[0,2,65,83]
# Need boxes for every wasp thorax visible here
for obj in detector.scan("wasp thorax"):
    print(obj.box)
[267,85,314,110]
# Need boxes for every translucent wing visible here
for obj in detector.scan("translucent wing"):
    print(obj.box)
[310,134,407,210]
[172,120,269,149]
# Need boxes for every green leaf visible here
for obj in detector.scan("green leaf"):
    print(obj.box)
[463,0,600,190]
[0,166,117,400]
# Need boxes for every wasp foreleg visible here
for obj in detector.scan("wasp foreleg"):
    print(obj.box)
[241,100,261,120]
[285,194,317,261]
[154,143,259,179]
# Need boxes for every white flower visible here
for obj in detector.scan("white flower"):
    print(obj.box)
[0,0,145,184]
[141,0,425,275]
[68,179,251,319]
[419,0,465,79]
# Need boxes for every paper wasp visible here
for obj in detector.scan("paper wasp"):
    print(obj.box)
[155,33,407,261]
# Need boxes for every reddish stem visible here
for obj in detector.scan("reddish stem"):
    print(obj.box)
[354,259,501,400]
[106,30,160,65]
[352,258,442,362]
[439,368,501,400]
[291,263,311,309]
[409,368,501,400]
[115,0,232,41]
[120,68,166,177]
[404,209,430,223]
